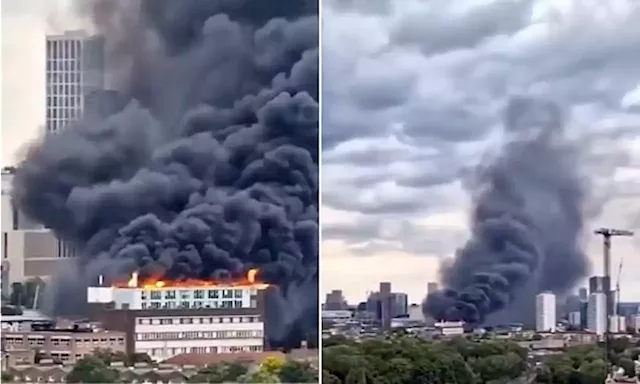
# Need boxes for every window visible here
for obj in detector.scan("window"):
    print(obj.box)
[150,291,162,300]
[180,290,190,299]
[194,290,205,299]
[180,301,189,309]
[165,290,176,299]
[234,289,243,298]
[234,300,242,308]
[150,302,161,309]
[208,289,219,299]
[222,290,233,299]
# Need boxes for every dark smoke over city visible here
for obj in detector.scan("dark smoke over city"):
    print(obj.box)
[423,97,589,325]
[12,0,319,348]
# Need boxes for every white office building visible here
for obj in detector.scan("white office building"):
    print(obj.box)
[588,292,607,336]
[46,30,106,134]
[536,292,556,332]
[568,311,581,327]
[434,321,465,336]
[87,278,267,361]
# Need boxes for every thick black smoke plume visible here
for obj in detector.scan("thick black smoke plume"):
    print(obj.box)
[13,0,318,348]
[424,97,588,325]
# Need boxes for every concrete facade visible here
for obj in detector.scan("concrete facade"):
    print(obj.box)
[45,30,106,134]
[2,329,126,364]
[87,286,271,362]
[536,292,556,333]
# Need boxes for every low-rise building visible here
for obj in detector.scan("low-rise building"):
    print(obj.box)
[2,327,126,365]
[87,273,270,361]
[434,321,465,337]
[1,309,54,332]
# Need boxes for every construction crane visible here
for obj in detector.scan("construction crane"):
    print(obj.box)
[594,227,634,378]
[614,259,622,318]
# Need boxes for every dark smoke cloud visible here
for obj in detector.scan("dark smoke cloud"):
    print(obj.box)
[424,97,589,324]
[13,0,318,348]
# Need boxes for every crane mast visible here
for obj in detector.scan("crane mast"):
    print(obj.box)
[593,227,633,379]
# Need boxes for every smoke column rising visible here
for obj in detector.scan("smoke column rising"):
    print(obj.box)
[12,0,318,347]
[424,97,589,324]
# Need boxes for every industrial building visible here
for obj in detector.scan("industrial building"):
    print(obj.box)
[86,272,270,361]
[535,292,556,333]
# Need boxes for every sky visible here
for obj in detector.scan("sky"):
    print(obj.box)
[321,0,640,304]
[1,0,85,166]
[2,0,640,307]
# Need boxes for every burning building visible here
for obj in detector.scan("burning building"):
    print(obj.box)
[12,0,319,349]
[87,270,270,361]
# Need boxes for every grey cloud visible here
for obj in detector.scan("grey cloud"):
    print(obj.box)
[322,0,640,263]
[349,70,418,111]
[401,103,493,143]
[323,189,429,215]
[324,217,466,257]
[390,0,534,56]
[324,0,392,15]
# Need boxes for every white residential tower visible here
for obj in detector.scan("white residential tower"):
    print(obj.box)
[536,292,556,332]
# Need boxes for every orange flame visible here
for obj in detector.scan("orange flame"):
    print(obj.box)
[127,272,139,288]
[113,269,268,289]
[247,268,258,283]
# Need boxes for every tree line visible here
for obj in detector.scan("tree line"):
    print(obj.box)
[322,334,640,384]
[63,349,318,383]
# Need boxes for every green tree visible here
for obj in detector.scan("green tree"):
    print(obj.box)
[322,369,341,384]
[187,362,250,383]
[279,360,317,383]
[616,357,635,378]
[611,337,631,354]
[579,359,606,384]
[470,352,526,382]
[66,356,119,383]
[1,371,13,382]
[345,366,369,384]
[238,368,281,383]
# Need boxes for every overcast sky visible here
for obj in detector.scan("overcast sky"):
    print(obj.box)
[321,0,640,304]
[1,0,84,166]
[3,0,640,306]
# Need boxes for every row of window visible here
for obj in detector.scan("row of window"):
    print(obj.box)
[140,299,251,310]
[46,95,83,108]
[46,108,82,120]
[142,288,245,301]
[2,336,125,348]
[141,345,263,357]
[136,315,260,326]
[47,72,82,84]
[46,39,83,59]
[136,330,262,341]
[46,59,82,72]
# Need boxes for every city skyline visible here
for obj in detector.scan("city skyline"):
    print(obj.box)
[322,0,640,305]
